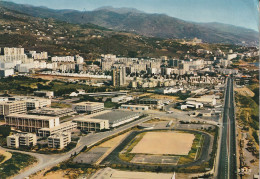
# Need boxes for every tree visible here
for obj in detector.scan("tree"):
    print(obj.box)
[0,126,11,137]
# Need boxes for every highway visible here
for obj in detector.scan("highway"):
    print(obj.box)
[9,115,152,179]
[217,77,237,179]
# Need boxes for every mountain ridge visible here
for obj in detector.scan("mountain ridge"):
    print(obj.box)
[0,1,258,45]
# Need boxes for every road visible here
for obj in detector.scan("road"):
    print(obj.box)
[10,115,152,179]
[217,77,237,179]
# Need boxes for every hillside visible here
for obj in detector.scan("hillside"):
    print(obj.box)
[0,1,258,46]
[0,5,202,59]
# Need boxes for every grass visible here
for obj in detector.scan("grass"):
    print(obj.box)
[0,152,37,179]
[51,102,71,108]
[143,118,166,123]
[104,101,118,108]
[119,133,146,162]
[177,133,204,165]
[0,154,5,163]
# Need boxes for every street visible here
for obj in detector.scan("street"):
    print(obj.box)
[217,77,237,179]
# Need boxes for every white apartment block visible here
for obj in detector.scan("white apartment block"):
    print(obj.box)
[1,47,24,56]
[6,134,19,148]
[0,101,26,116]
[5,114,60,133]
[51,56,75,63]
[73,102,104,114]
[48,132,71,149]
[7,133,37,148]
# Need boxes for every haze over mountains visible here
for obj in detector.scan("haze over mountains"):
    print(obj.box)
[0,1,258,45]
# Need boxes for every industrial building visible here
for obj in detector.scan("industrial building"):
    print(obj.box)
[73,102,104,114]
[90,110,140,128]
[38,121,77,137]
[5,114,60,133]
[7,133,37,148]
[48,132,71,149]
[73,117,109,132]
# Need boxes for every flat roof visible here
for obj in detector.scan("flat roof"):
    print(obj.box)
[39,121,77,131]
[73,117,107,123]
[6,113,58,120]
[91,110,139,124]
[74,102,103,106]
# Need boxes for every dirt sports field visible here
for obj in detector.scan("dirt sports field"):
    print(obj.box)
[131,132,195,155]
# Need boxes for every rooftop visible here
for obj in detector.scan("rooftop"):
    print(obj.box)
[6,113,58,120]
[91,110,139,124]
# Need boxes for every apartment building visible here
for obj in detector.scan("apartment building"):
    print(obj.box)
[5,114,59,132]
[73,102,104,114]
[7,133,37,148]
[48,132,71,149]
[0,101,26,116]
[6,134,19,148]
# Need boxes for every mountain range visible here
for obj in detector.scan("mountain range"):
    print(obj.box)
[0,1,258,45]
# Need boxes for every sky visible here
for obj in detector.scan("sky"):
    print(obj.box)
[6,0,259,31]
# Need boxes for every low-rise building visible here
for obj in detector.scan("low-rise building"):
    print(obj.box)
[0,101,26,116]
[7,133,37,148]
[73,117,109,132]
[25,98,51,110]
[48,132,71,149]
[120,104,149,111]
[111,95,133,103]
[38,121,77,137]
[186,95,217,107]
[6,134,19,148]
[0,68,14,77]
[34,91,54,99]
[5,114,60,133]
[90,110,140,128]
[73,102,104,114]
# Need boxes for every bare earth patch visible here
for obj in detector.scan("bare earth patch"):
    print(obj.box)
[131,132,195,155]
[0,150,12,164]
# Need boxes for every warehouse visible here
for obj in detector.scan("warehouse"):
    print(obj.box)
[90,110,140,128]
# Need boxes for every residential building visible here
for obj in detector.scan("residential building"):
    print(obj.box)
[7,133,37,148]
[112,67,126,87]
[48,132,71,149]
[6,134,19,148]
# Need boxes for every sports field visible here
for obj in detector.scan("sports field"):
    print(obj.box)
[131,132,195,155]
